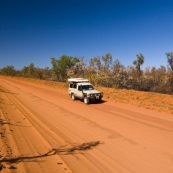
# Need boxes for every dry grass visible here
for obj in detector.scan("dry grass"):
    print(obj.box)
[3,76,173,114]
[97,86,173,114]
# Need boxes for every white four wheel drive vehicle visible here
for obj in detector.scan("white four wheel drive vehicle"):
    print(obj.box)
[68,78,103,104]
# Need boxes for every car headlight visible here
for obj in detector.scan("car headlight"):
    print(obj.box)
[87,94,90,97]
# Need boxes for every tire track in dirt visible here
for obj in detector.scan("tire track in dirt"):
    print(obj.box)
[0,85,72,173]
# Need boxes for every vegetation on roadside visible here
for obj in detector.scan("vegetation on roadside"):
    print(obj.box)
[1,52,173,94]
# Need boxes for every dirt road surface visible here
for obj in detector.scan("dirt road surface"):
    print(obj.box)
[0,76,173,173]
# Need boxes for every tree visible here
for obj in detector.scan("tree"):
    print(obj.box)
[71,59,85,78]
[92,56,102,70]
[21,66,29,77]
[88,56,101,76]
[113,59,121,77]
[133,53,144,72]
[28,63,34,77]
[50,55,80,81]
[0,65,16,76]
[20,63,35,78]
[42,67,52,80]
[133,53,144,76]
[102,53,112,71]
[166,52,173,93]
[95,53,113,87]
[166,52,173,70]
[133,53,145,89]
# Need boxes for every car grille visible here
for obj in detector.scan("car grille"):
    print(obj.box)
[91,93,100,96]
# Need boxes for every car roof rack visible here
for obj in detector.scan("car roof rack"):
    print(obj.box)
[68,78,89,83]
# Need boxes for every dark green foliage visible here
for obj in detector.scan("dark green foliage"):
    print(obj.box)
[133,53,145,89]
[166,52,173,70]
[50,55,80,81]
[21,66,29,77]
[133,53,144,72]
[0,65,16,76]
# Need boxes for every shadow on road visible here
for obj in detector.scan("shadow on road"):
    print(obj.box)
[55,141,102,155]
[0,141,103,164]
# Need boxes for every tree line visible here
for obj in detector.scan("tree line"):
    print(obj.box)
[0,52,173,94]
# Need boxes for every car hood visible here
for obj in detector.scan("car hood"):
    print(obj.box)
[83,90,101,94]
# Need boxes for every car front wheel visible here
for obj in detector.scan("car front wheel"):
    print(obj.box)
[84,97,89,104]
[71,94,76,100]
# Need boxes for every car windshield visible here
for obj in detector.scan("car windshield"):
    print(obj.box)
[82,85,94,90]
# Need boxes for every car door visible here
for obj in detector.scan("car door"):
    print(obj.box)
[77,85,83,98]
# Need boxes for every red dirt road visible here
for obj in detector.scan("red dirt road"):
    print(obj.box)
[0,76,173,173]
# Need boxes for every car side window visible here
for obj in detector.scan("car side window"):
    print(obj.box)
[70,84,73,88]
[78,85,82,91]
[73,83,77,89]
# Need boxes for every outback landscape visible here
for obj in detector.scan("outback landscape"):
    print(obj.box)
[1,1,173,172]
[0,75,173,173]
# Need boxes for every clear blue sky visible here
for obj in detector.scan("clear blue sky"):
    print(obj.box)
[0,0,173,70]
